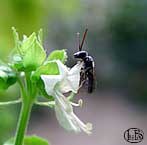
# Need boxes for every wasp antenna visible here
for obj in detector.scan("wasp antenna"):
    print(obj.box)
[79,28,88,51]
[76,32,80,51]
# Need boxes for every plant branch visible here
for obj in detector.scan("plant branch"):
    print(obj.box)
[17,75,26,98]
[0,99,21,106]
[14,72,35,145]
[14,101,33,145]
[35,100,55,108]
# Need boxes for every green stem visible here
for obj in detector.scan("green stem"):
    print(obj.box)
[14,72,36,145]
[14,100,33,145]
[35,100,55,108]
[0,99,21,106]
[17,76,26,97]
[25,72,31,96]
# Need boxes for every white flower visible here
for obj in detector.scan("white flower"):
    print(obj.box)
[41,60,92,134]
[41,60,82,95]
[54,90,92,134]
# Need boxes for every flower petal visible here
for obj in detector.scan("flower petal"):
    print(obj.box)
[71,112,92,134]
[67,63,83,93]
[55,100,81,132]
[56,60,69,77]
[41,75,62,96]
[58,62,83,93]
[54,90,92,134]
[58,78,73,93]
[54,92,81,132]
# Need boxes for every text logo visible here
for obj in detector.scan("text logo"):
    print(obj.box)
[124,128,144,143]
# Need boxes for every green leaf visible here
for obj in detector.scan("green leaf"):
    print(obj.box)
[11,28,46,71]
[24,135,49,145]
[37,79,54,101]
[21,33,36,55]
[4,135,50,145]
[31,61,59,81]
[31,61,59,100]
[0,71,8,90]
[23,38,46,71]
[47,49,67,63]
[0,66,17,90]
[38,29,43,44]
[12,27,21,53]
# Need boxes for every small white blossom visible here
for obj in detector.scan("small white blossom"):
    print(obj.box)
[41,60,92,134]
[54,90,92,134]
[41,60,82,95]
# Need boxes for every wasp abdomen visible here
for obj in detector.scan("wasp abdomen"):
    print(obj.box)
[87,70,94,93]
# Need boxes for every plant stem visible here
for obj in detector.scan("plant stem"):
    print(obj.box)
[17,76,26,97]
[35,100,55,108]
[0,99,21,106]
[14,100,33,145]
[14,72,36,145]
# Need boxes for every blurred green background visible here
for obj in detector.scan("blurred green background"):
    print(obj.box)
[0,0,147,145]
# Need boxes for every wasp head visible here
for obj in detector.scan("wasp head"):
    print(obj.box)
[74,51,88,60]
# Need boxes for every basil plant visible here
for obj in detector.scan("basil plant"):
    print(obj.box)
[0,28,92,145]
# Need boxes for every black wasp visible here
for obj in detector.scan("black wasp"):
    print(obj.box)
[74,29,95,93]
